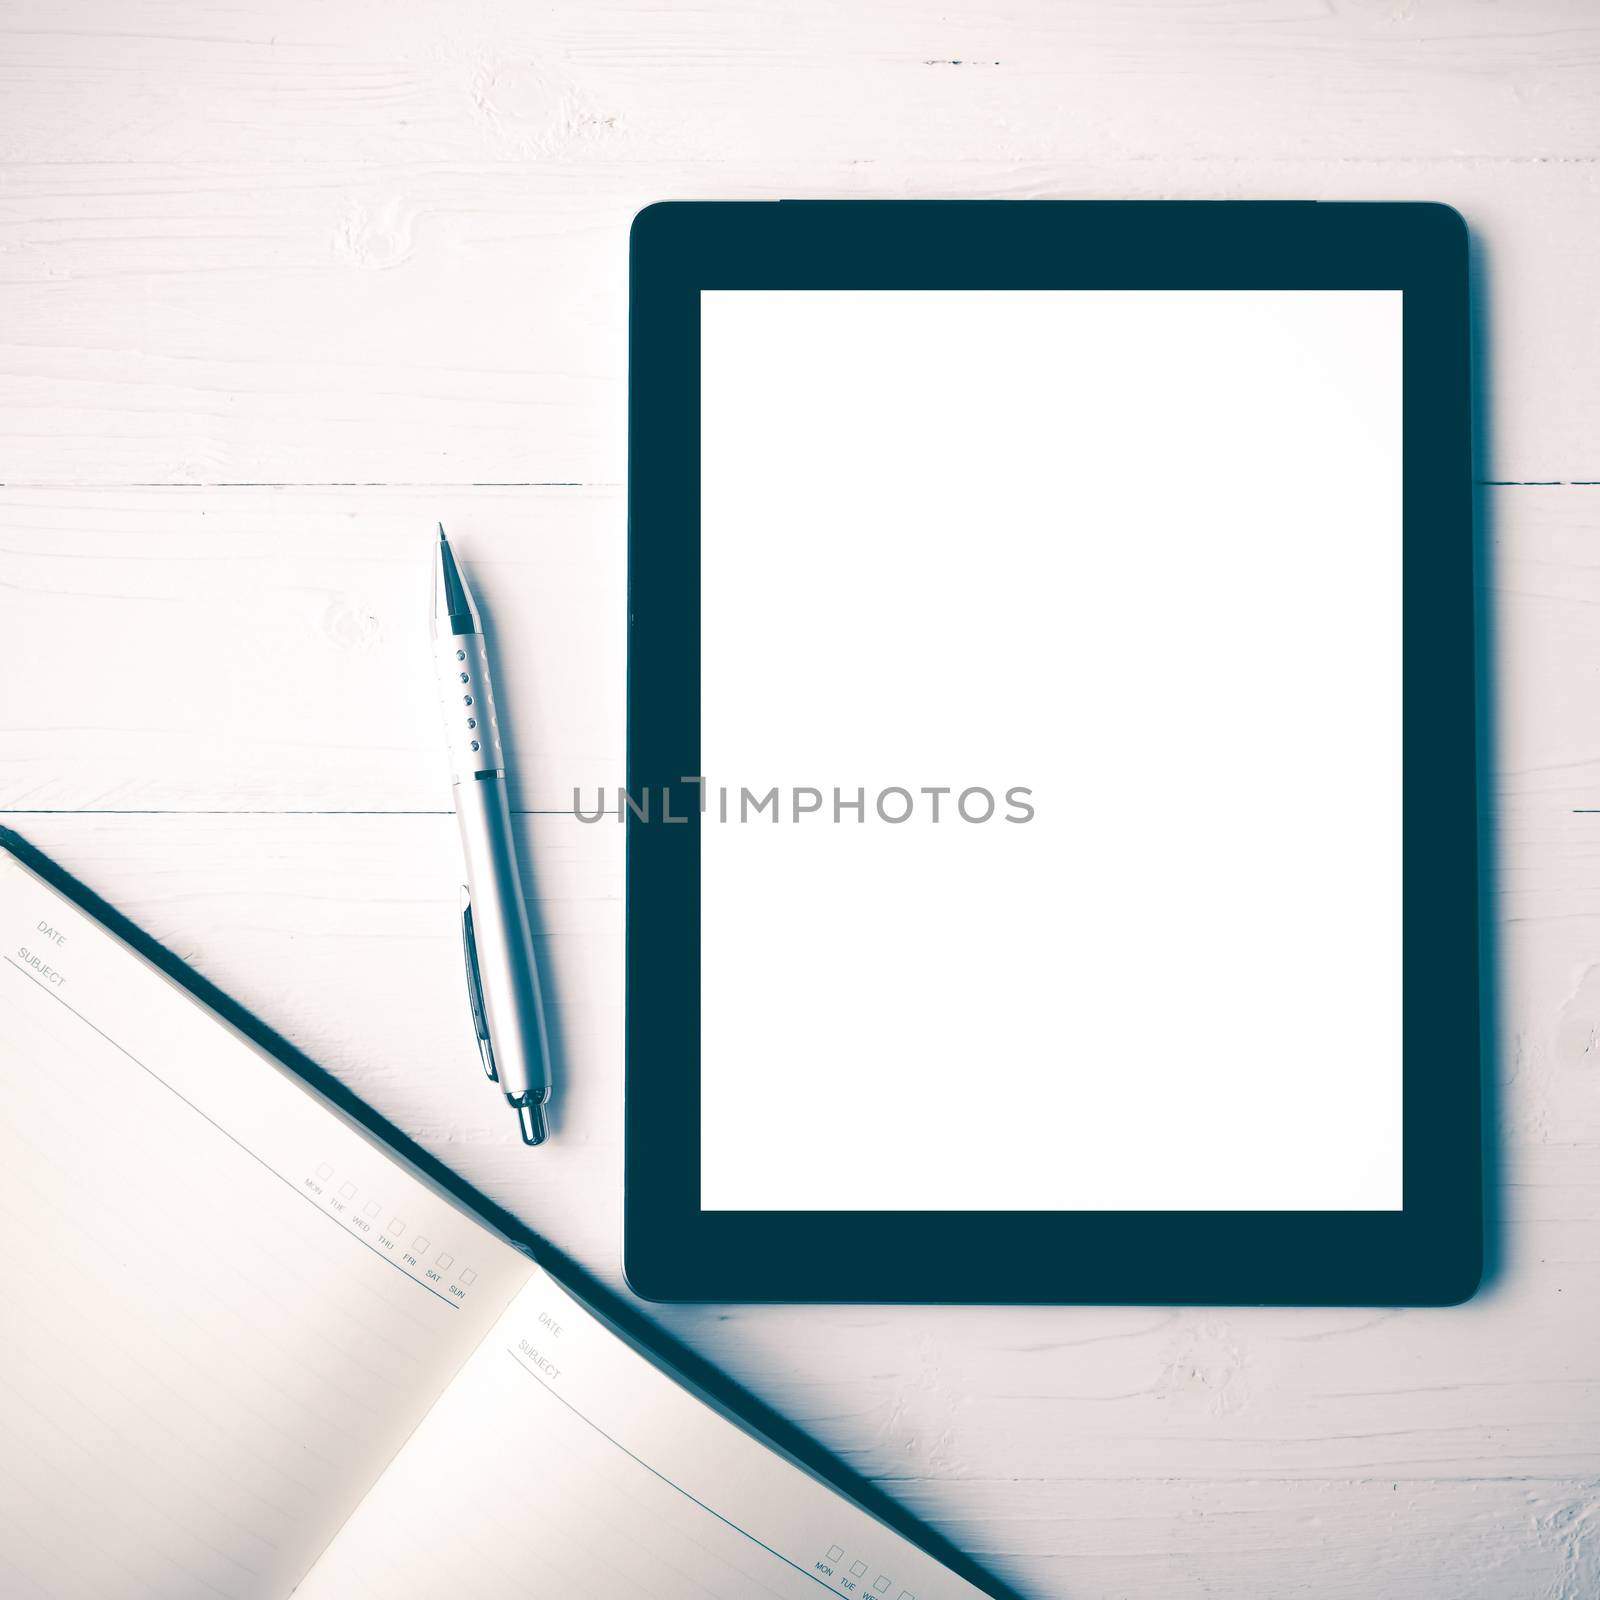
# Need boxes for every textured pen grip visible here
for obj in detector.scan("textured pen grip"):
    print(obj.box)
[435,633,505,779]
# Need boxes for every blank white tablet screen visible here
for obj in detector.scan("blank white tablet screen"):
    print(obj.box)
[699,289,1402,1212]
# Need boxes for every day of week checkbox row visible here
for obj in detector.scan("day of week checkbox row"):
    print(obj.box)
[823,1547,909,1597]
[313,1166,475,1283]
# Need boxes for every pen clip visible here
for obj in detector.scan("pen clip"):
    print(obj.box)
[459,886,498,1083]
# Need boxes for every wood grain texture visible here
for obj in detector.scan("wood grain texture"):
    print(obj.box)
[0,486,623,811]
[5,0,1597,168]
[2,160,1598,485]
[4,2,1600,1595]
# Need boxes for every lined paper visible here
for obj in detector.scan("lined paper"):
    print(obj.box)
[0,841,987,1600]
[297,1269,992,1600]
[0,846,532,1599]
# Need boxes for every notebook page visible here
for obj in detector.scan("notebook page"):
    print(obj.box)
[0,844,536,1600]
[297,1266,993,1600]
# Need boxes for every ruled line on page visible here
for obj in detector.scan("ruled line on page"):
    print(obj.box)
[0,953,459,1311]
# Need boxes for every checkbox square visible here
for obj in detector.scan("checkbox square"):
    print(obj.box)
[826,1546,844,1563]
[315,1162,332,1180]
[339,1181,356,1199]
[436,1251,453,1270]
[414,1236,430,1253]
[460,1267,477,1285]
[850,1562,867,1578]
[390,1218,406,1235]
[874,1581,890,1594]
[363,1200,380,1217]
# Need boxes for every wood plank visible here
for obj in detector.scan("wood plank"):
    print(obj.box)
[0,155,1594,483]
[6,482,1595,814]
[3,0,1596,168]
[0,485,623,812]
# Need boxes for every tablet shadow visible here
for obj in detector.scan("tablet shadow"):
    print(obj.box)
[1468,221,1505,1299]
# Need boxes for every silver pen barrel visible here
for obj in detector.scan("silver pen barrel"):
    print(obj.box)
[453,774,551,1143]
[432,526,553,1146]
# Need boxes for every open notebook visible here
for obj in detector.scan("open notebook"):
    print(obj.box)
[0,836,993,1600]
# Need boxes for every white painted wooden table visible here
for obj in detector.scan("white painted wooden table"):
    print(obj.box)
[3,4,1598,1595]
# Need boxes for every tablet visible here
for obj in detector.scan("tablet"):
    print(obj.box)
[626,201,1482,1305]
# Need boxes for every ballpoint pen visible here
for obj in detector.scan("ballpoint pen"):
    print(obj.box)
[431,526,553,1146]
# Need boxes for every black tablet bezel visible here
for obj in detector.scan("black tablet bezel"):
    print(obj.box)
[626,200,1481,1306]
